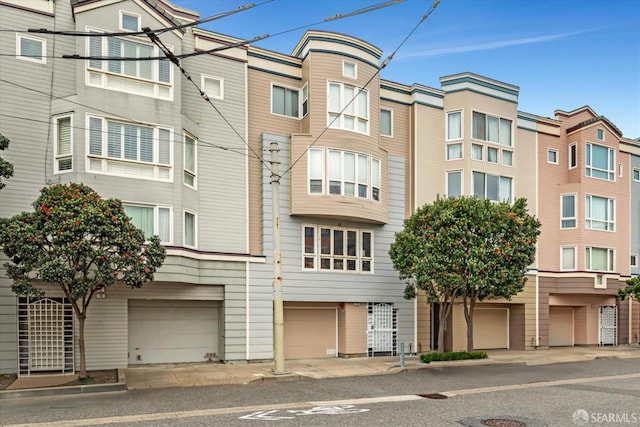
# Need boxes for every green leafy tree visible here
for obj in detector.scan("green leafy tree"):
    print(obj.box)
[390,196,540,352]
[618,276,640,302]
[0,133,14,190]
[0,183,166,377]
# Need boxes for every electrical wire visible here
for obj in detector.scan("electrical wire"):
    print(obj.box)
[282,0,441,178]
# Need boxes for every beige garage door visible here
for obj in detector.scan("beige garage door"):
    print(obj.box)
[284,308,337,359]
[549,306,574,346]
[128,300,218,364]
[473,308,509,349]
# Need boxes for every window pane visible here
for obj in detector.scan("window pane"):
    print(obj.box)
[472,112,485,140]
[184,135,195,172]
[591,247,608,271]
[487,174,499,201]
[329,83,341,112]
[57,117,71,155]
[499,119,512,146]
[472,144,483,160]
[447,111,461,140]
[371,159,380,187]
[473,172,485,198]
[334,230,344,256]
[158,129,170,164]
[107,122,121,158]
[447,143,462,160]
[107,38,121,73]
[139,127,153,163]
[123,124,138,160]
[591,144,608,170]
[487,116,499,143]
[361,232,371,257]
[562,247,575,270]
[347,230,357,256]
[124,205,153,238]
[158,207,170,242]
[309,149,323,193]
[304,227,315,254]
[447,171,461,197]
[344,62,356,77]
[272,86,284,115]
[487,147,498,163]
[122,14,138,31]
[89,117,102,155]
[499,177,512,203]
[320,228,331,254]
[286,88,299,117]
[184,212,195,246]
[89,36,102,69]
[20,37,43,59]
[159,59,170,83]
[204,77,221,98]
[381,110,391,136]
[344,86,354,115]
[503,150,513,166]
[358,90,368,119]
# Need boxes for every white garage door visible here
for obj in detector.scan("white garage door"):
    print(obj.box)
[284,308,337,359]
[549,306,574,346]
[128,300,218,364]
[473,308,509,350]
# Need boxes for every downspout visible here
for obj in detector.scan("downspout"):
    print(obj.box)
[536,274,540,348]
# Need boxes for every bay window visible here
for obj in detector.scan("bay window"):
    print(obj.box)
[586,247,614,272]
[586,143,615,181]
[123,204,171,243]
[303,225,372,273]
[327,82,369,134]
[585,195,614,231]
[473,171,512,203]
[472,111,512,146]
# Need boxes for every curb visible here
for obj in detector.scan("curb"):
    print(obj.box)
[0,368,127,399]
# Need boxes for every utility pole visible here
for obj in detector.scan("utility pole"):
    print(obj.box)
[270,141,285,373]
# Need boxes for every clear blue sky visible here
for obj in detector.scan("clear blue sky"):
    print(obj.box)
[174,0,640,138]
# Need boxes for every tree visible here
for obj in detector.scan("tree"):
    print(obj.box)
[618,276,640,302]
[0,133,14,190]
[390,196,540,352]
[0,183,166,377]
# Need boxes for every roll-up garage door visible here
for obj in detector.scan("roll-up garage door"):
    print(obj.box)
[549,306,574,346]
[284,308,337,359]
[473,308,509,349]
[128,300,218,364]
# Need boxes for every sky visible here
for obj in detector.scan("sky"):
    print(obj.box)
[173,0,640,139]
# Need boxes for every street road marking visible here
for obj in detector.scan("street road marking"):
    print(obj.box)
[5,373,640,426]
[441,372,640,397]
[239,405,370,420]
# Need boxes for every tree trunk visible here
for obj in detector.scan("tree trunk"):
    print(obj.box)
[77,314,87,378]
[465,299,476,352]
[437,301,452,353]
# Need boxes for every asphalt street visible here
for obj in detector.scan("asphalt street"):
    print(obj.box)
[1,358,639,426]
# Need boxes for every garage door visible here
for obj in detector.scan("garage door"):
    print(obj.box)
[473,308,509,350]
[549,306,574,346]
[128,300,218,364]
[284,308,337,359]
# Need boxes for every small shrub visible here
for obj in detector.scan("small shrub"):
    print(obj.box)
[420,351,488,363]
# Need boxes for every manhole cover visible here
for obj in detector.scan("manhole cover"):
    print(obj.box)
[481,419,526,427]
[417,393,448,399]
[458,416,547,427]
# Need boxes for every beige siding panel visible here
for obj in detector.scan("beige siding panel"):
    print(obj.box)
[414,103,444,207]
[549,306,574,346]
[284,308,337,359]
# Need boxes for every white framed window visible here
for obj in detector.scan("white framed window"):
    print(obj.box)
[87,115,172,181]
[303,224,372,273]
[446,170,462,197]
[327,82,369,134]
[502,150,513,166]
[632,168,640,182]
[585,247,614,272]
[54,114,72,173]
[380,108,392,137]
[308,148,324,194]
[271,84,299,118]
[202,75,223,100]
[631,254,638,268]
[184,133,197,188]
[596,128,605,141]
[446,110,462,141]
[473,171,512,203]
[302,83,308,117]
[16,34,45,64]
[343,61,357,79]
[561,194,576,229]
[561,246,577,270]
[547,149,558,164]
[569,143,577,169]
[325,149,380,200]
[487,146,498,163]
[120,11,140,32]
[585,195,615,231]
[184,210,197,248]
[446,143,463,160]
[586,142,615,181]
[471,144,483,161]
[472,111,512,146]
[86,28,172,99]
[123,204,172,244]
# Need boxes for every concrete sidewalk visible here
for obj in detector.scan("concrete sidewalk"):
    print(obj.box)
[2,345,639,398]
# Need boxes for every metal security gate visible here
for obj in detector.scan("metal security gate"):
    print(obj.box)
[18,297,74,376]
[367,303,397,357]
[599,305,617,346]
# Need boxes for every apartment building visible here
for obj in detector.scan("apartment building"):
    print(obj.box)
[1,0,638,377]
[0,0,254,376]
